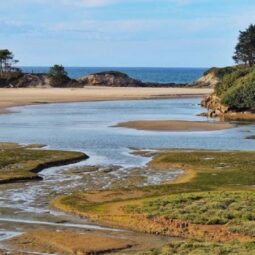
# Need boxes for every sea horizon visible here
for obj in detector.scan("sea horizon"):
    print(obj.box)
[20,66,208,84]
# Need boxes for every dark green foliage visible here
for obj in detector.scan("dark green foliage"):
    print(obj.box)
[48,65,70,87]
[219,67,255,111]
[48,64,67,79]
[0,49,21,85]
[207,25,255,111]
[215,66,250,96]
[233,24,255,67]
[209,65,255,111]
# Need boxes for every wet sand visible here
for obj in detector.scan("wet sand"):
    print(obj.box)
[0,87,212,113]
[114,120,235,132]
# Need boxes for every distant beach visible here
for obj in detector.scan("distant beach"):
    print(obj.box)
[0,87,212,114]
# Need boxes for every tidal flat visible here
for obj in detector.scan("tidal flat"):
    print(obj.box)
[53,150,255,254]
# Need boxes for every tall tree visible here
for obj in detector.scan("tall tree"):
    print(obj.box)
[0,49,19,77]
[233,24,255,67]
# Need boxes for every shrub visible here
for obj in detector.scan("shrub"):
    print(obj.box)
[215,66,250,96]
[47,65,71,87]
[221,68,255,111]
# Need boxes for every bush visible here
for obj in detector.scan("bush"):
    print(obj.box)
[221,67,255,111]
[47,65,70,87]
[208,65,255,111]
[215,66,250,96]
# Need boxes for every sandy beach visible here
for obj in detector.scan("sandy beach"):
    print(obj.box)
[0,87,212,113]
[114,120,234,132]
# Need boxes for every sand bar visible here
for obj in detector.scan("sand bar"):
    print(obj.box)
[114,120,235,132]
[0,87,212,113]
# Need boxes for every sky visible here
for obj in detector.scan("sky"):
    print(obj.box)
[1,0,255,67]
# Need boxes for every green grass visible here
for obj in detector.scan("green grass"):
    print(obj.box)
[131,240,255,255]
[0,143,87,183]
[54,150,255,248]
[56,151,255,213]
[123,191,255,236]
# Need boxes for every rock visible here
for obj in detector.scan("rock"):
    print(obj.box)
[77,71,187,87]
[201,94,229,117]
[3,70,187,88]
[8,73,81,88]
[12,74,50,88]
[78,71,144,87]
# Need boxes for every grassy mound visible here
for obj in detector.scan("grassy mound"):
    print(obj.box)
[0,143,87,183]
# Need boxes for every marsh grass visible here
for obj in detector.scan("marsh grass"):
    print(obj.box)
[131,240,255,255]
[54,150,255,250]
[0,143,87,183]
[123,191,255,236]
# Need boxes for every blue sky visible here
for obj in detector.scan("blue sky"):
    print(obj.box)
[1,0,255,67]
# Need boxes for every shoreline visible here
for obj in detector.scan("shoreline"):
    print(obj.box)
[0,87,212,114]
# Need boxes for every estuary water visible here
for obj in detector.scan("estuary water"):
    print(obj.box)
[0,98,255,244]
[0,98,255,168]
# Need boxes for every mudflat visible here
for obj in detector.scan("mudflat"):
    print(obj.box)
[114,120,235,131]
[0,87,212,113]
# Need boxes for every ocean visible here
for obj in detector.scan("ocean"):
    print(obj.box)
[20,67,207,84]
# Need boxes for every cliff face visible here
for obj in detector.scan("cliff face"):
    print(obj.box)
[193,72,220,88]
[192,68,224,88]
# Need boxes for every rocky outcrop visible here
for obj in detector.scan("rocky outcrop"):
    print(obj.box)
[5,73,81,88]
[200,94,229,117]
[192,70,220,88]
[201,94,255,120]
[78,71,144,87]
[11,74,50,88]
[78,71,187,87]
[1,70,187,88]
